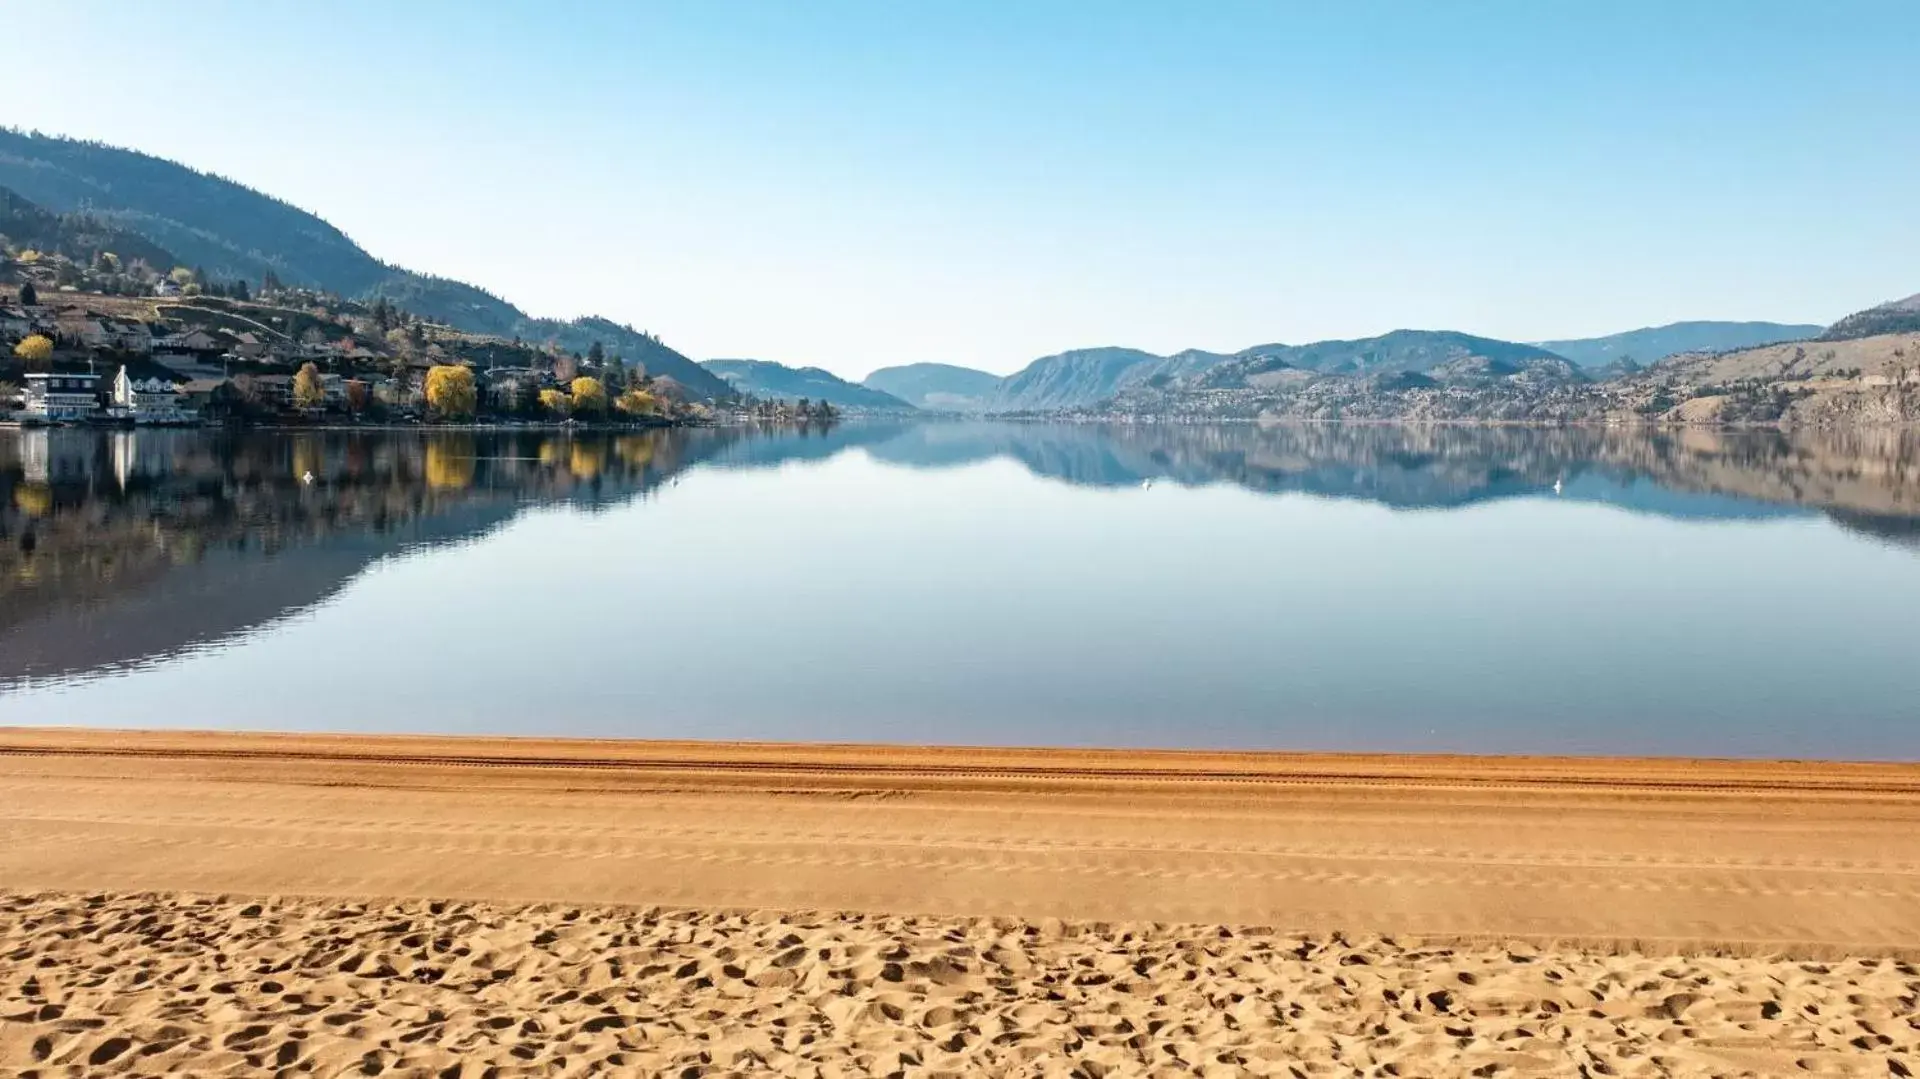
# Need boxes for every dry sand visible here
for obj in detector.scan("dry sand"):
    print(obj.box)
[2,729,1919,1076]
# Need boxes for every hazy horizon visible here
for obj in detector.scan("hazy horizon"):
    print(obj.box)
[8,0,1917,378]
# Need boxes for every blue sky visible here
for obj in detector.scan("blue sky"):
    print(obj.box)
[7,1,1917,376]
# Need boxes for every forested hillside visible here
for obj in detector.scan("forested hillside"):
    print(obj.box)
[0,129,729,396]
[0,185,180,273]
[1822,294,1920,342]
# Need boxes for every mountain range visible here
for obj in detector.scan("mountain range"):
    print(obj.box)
[0,129,731,397]
[848,322,1851,415]
[1534,321,1821,367]
[700,359,915,411]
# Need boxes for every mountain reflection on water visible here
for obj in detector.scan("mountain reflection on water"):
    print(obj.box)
[2,421,1918,693]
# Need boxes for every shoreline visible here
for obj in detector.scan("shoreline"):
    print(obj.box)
[4,727,1919,956]
[5,726,1919,791]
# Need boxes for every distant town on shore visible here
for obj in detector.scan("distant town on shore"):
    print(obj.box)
[0,273,841,429]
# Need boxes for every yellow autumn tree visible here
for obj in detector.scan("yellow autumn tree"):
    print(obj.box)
[538,387,570,417]
[13,335,54,369]
[570,376,607,417]
[424,365,476,421]
[293,362,327,410]
[615,388,658,417]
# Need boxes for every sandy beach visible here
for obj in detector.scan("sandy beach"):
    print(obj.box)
[2,729,1919,1075]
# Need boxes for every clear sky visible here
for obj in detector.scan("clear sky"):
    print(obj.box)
[7,1,1917,377]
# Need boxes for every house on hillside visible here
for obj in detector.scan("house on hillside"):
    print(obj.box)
[230,331,264,358]
[154,329,228,360]
[21,372,102,423]
[481,367,545,411]
[54,315,154,355]
[229,331,283,361]
[28,307,56,334]
[179,378,241,422]
[252,374,294,404]
[104,318,153,354]
[0,307,32,342]
[252,372,346,409]
[53,313,95,350]
[110,365,196,425]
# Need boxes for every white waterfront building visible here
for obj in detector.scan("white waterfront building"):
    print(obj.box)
[21,372,102,423]
[110,366,195,425]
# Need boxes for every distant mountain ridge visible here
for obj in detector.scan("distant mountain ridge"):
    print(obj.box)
[865,320,1860,416]
[700,359,916,411]
[1536,321,1822,367]
[0,129,730,397]
[861,363,1002,411]
[1234,330,1570,377]
[1822,293,1920,342]
[984,331,1578,412]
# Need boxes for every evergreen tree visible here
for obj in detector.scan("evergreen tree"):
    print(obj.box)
[233,279,251,302]
[17,281,36,306]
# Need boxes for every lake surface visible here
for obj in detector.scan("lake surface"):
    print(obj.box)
[3,422,1919,759]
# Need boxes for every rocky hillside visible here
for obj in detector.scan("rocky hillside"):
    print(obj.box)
[1620,331,1920,425]
[1536,321,1821,367]
[0,130,729,397]
[701,360,916,411]
[861,363,1002,411]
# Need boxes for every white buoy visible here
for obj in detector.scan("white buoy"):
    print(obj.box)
[1552,478,1563,495]
[302,471,315,485]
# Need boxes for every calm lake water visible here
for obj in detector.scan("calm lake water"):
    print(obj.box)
[3,422,1918,759]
